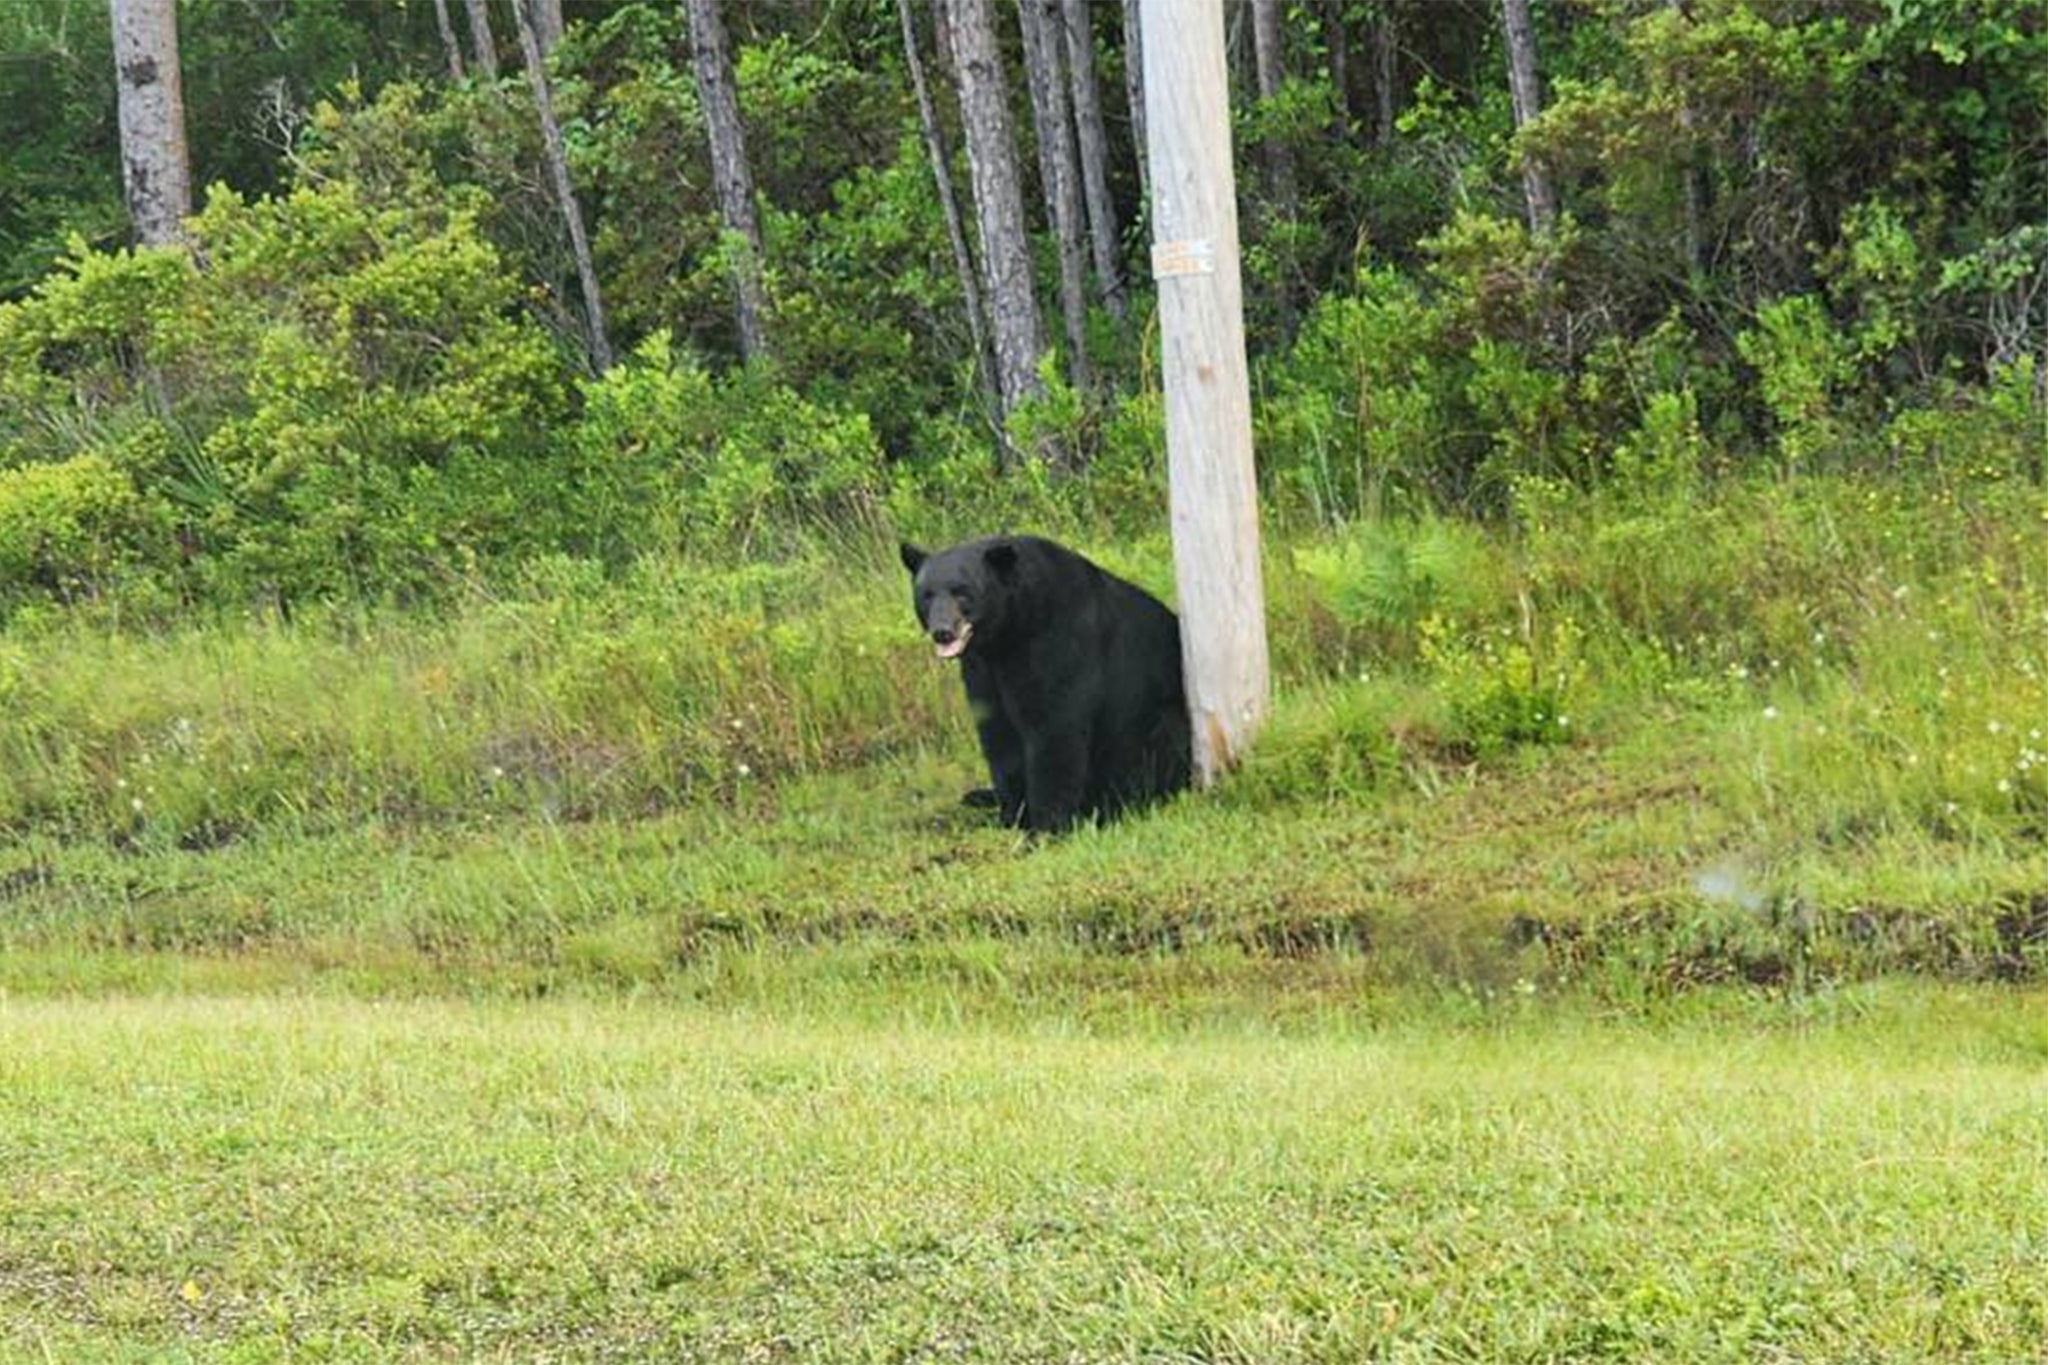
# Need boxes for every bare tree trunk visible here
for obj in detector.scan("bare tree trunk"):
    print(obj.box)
[1249,0,1296,223]
[1015,0,1091,393]
[1498,0,1557,234]
[1667,0,1710,280]
[1120,0,1149,210]
[683,0,771,363]
[432,0,466,81]
[530,0,564,58]
[463,0,499,80]
[944,0,1052,460]
[1372,7,1396,144]
[1060,0,1126,321]
[512,0,612,370]
[1249,0,1297,334]
[896,0,997,418]
[109,0,191,247]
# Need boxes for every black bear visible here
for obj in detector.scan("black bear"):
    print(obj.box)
[900,535,1192,833]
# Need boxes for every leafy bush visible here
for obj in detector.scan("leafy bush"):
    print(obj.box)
[0,453,154,607]
[1258,266,1465,516]
[570,330,887,561]
[0,168,574,612]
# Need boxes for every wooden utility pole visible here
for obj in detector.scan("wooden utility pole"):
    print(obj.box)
[1142,0,1269,783]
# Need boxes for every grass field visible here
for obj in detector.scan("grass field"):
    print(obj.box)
[5,479,2046,1361]
[3,989,2046,1363]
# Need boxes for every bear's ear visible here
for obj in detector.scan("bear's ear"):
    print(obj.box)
[983,542,1019,579]
[899,542,927,575]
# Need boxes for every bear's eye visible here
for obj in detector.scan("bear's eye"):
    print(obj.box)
[955,592,975,613]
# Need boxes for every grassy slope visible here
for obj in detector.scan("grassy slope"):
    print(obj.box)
[4,710,2043,1004]
[4,990,2046,1363]
[3,481,2046,1361]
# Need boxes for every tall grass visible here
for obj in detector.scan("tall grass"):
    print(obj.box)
[3,474,2043,972]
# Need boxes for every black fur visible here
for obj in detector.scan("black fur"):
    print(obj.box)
[901,535,1192,832]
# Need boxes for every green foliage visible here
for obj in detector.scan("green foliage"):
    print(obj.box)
[1735,295,1854,472]
[0,157,575,611]
[570,330,887,560]
[1420,607,1585,759]
[1258,266,1464,515]
[1292,516,1504,660]
[0,453,153,604]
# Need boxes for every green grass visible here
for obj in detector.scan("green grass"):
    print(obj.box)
[3,475,2045,1360]
[3,989,2046,1363]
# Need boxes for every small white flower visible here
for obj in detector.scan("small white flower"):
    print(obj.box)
[1762,706,1779,721]
[489,765,505,780]
[130,797,144,813]
[736,762,752,778]
[1997,779,2012,795]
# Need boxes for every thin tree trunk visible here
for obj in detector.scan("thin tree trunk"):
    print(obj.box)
[463,0,499,80]
[896,0,997,417]
[109,0,191,247]
[1372,7,1395,144]
[1250,0,1297,334]
[512,0,612,370]
[1667,0,1710,280]
[1249,0,1296,223]
[1121,0,1149,210]
[1498,0,1557,234]
[944,0,1053,461]
[1015,0,1090,393]
[683,0,771,362]
[432,0,466,81]
[1060,0,1125,321]
[530,0,564,58]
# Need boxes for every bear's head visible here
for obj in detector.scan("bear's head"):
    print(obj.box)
[900,538,1020,660]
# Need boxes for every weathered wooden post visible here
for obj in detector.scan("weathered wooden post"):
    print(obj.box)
[1142,0,1270,783]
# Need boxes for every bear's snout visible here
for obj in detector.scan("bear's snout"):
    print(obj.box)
[932,620,974,659]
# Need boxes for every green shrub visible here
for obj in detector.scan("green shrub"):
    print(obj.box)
[1736,295,1854,474]
[1258,266,1465,517]
[0,453,155,606]
[570,330,887,560]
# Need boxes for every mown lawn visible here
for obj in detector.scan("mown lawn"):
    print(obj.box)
[4,988,2045,1363]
